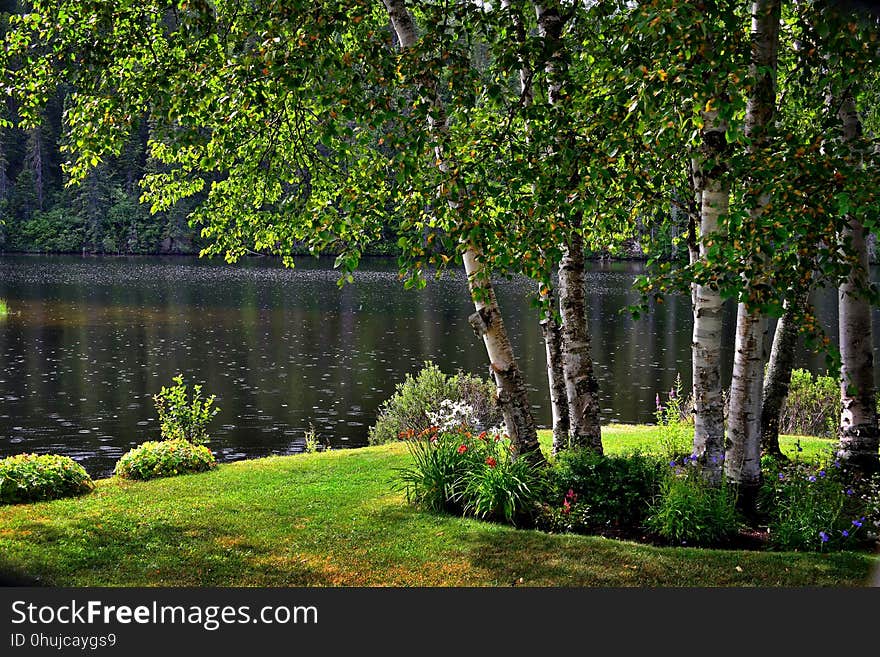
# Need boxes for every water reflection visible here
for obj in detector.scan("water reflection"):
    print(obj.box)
[0,255,874,477]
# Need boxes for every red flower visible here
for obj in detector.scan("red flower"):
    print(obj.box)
[562,499,571,515]
[486,456,497,468]
[478,431,488,441]
[457,444,468,454]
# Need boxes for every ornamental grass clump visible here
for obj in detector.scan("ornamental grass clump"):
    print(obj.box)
[0,453,94,504]
[395,426,543,525]
[114,439,216,481]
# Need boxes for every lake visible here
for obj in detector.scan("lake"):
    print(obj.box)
[0,254,871,477]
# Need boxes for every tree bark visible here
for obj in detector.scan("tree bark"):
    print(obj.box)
[384,0,544,464]
[691,120,728,485]
[725,0,781,499]
[535,1,603,453]
[26,126,44,211]
[761,292,806,459]
[837,92,879,471]
[539,286,570,454]
[558,228,603,452]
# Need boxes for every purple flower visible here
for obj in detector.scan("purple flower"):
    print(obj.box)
[841,530,850,538]
[819,531,829,543]
[669,460,677,468]
[833,460,841,469]
[808,475,817,482]
[778,473,785,480]
[819,470,826,478]
[853,519,863,528]
[846,488,855,496]
[669,388,676,399]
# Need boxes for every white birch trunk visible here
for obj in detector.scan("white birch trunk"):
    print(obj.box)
[837,92,879,473]
[384,0,544,463]
[724,0,781,496]
[692,174,727,484]
[536,1,603,452]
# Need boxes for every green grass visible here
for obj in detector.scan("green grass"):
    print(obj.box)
[0,425,874,587]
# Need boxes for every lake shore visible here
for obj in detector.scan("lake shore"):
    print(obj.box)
[1,425,875,587]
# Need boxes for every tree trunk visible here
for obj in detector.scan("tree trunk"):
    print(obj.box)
[558,228,603,452]
[837,90,879,471]
[26,126,44,211]
[691,128,727,485]
[724,0,781,500]
[384,0,544,464]
[540,287,570,454]
[761,291,807,459]
[535,2,603,453]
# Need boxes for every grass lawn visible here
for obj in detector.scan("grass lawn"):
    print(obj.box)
[0,425,876,587]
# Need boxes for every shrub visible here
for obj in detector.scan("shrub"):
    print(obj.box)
[153,374,220,445]
[369,362,501,445]
[0,299,8,316]
[0,453,94,504]
[395,427,543,525]
[540,449,664,533]
[114,439,216,481]
[759,455,879,551]
[646,457,741,546]
[778,369,840,437]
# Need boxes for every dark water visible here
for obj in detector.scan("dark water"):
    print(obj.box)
[0,255,874,477]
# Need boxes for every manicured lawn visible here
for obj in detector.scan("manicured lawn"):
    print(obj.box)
[0,426,875,586]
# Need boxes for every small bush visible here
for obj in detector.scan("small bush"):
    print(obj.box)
[395,427,543,525]
[779,369,840,437]
[0,453,94,504]
[646,458,741,546]
[369,362,501,445]
[760,455,879,551]
[114,439,216,481]
[541,449,664,533]
[153,374,220,445]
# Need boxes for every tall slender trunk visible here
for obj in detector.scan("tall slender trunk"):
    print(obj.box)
[558,228,602,452]
[725,0,781,499]
[542,299,570,454]
[761,289,807,459]
[384,0,544,464]
[503,0,563,452]
[691,123,727,485]
[837,93,879,472]
[26,126,44,211]
[536,2,603,452]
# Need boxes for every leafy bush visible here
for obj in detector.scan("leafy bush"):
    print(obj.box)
[0,453,94,504]
[369,362,501,445]
[539,449,664,533]
[759,455,879,551]
[646,457,741,546]
[779,369,841,438]
[153,374,220,445]
[114,439,216,481]
[395,427,543,525]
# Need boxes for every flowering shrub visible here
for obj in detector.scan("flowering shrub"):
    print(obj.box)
[537,449,664,533]
[646,455,741,546]
[760,455,880,551]
[114,439,216,481]
[0,453,94,504]
[368,363,501,445]
[395,427,542,525]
